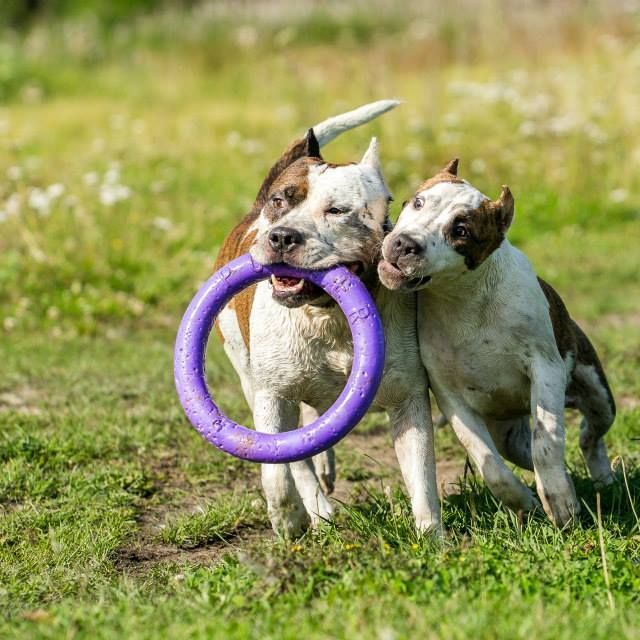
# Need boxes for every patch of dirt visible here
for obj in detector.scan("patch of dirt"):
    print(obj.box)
[334,431,466,502]
[116,432,466,577]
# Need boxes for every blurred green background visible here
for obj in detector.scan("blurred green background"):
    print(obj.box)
[1,2,639,638]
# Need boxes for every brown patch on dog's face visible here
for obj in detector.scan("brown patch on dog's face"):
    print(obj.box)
[443,187,514,270]
[213,129,324,346]
[263,157,323,224]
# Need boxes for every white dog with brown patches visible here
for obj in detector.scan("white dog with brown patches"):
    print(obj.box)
[214,101,440,538]
[379,160,616,527]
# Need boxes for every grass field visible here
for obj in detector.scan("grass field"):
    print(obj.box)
[1,2,640,638]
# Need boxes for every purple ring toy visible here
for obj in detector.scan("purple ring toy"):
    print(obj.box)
[174,253,385,464]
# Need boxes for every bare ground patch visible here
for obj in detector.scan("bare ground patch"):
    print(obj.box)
[115,430,467,576]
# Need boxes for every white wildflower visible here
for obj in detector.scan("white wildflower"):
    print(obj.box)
[519,121,538,137]
[6,165,22,181]
[83,171,98,186]
[104,165,121,185]
[609,189,628,203]
[28,188,50,215]
[226,131,241,148]
[152,216,173,231]
[46,183,65,199]
[99,184,131,206]
[5,194,21,216]
[235,25,257,49]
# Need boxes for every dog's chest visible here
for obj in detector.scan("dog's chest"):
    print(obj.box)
[250,285,354,402]
[419,297,531,419]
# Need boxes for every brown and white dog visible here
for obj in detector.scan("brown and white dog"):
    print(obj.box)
[214,102,440,538]
[379,160,616,527]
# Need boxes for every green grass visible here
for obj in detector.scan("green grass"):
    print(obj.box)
[1,2,640,638]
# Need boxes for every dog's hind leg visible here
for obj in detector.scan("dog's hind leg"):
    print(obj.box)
[569,322,616,485]
[530,355,580,527]
[300,403,336,495]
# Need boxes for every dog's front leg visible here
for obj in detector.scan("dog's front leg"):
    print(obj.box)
[389,394,442,535]
[253,389,309,538]
[253,390,333,537]
[445,401,538,513]
[530,356,580,527]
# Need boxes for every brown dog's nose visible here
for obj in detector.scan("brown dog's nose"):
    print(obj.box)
[268,227,304,254]
[388,234,422,263]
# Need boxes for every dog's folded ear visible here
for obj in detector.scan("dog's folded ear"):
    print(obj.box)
[493,185,514,232]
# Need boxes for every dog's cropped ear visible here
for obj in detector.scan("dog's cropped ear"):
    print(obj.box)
[492,185,514,232]
[442,158,459,176]
[360,137,382,173]
[251,132,323,213]
[304,128,322,159]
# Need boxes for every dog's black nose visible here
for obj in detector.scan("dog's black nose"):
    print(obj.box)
[268,227,304,253]
[388,234,422,262]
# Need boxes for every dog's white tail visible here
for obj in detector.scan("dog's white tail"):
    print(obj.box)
[311,99,401,148]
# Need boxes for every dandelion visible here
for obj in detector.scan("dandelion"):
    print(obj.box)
[290,544,302,553]
[411,543,419,551]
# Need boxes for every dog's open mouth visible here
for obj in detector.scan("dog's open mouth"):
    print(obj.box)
[378,260,431,291]
[270,261,364,301]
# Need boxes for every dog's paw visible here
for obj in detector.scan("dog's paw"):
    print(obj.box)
[268,503,310,539]
[543,492,581,529]
[415,516,444,540]
[308,492,334,528]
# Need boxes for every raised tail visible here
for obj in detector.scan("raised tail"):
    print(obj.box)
[311,99,401,148]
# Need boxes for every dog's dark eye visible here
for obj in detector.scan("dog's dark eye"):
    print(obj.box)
[271,196,285,209]
[413,197,425,210]
[453,225,468,238]
[326,206,344,215]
